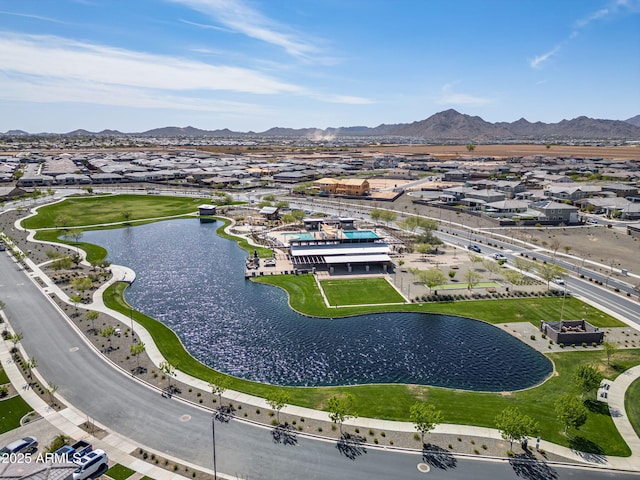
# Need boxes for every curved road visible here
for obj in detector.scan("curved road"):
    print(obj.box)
[0,248,638,479]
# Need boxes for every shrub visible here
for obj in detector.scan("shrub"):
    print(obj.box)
[530,335,536,340]
[559,343,564,348]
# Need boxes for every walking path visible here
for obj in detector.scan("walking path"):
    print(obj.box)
[2,208,640,476]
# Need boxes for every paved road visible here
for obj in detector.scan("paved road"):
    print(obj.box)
[3,252,640,479]
[436,229,640,329]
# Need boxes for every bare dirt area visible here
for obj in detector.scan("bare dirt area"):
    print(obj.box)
[359,144,640,160]
[511,224,640,279]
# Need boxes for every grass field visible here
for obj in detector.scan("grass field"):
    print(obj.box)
[254,275,625,328]
[0,396,33,434]
[626,377,640,439]
[106,464,136,480]
[0,365,9,385]
[320,278,404,305]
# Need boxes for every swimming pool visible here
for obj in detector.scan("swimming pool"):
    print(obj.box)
[343,230,379,239]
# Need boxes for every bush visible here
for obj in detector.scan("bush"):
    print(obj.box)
[559,343,564,348]
[530,335,536,340]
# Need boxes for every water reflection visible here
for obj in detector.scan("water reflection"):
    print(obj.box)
[83,219,552,391]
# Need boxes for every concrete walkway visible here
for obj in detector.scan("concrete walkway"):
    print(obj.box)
[3,219,640,475]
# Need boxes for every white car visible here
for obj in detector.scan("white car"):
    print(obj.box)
[553,277,565,285]
[493,253,507,261]
[72,449,108,480]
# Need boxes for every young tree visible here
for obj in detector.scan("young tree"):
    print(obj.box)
[482,259,502,280]
[573,364,603,399]
[410,402,443,445]
[555,394,588,435]
[415,269,447,294]
[463,270,482,291]
[536,263,566,290]
[414,243,433,260]
[513,257,535,275]
[160,361,177,393]
[69,294,83,316]
[495,407,539,450]
[130,342,146,374]
[70,277,93,298]
[85,311,99,332]
[122,211,132,224]
[99,326,116,349]
[327,394,358,434]
[210,375,231,407]
[379,209,397,226]
[265,389,291,425]
[46,383,59,406]
[25,356,37,379]
[10,331,24,348]
[503,269,523,288]
[602,341,618,366]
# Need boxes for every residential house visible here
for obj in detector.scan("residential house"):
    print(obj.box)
[529,200,579,224]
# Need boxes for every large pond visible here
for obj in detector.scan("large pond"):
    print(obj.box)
[84,219,552,391]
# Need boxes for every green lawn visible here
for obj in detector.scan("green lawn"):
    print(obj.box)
[0,365,9,385]
[0,395,33,434]
[21,194,203,229]
[320,278,404,305]
[254,275,624,328]
[626,376,640,439]
[106,463,136,480]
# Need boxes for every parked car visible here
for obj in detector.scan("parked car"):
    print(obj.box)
[72,449,108,480]
[493,253,507,261]
[467,244,481,253]
[54,440,93,460]
[0,437,38,456]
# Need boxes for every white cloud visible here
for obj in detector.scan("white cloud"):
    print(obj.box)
[529,44,562,68]
[0,74,265,114]
[0,10,66,24]
[531,0,639,69]
[315,94,374,105]
[169,0,320,59]
[575,7,610,28]
[437,84,490,107]
[0,33,303,95]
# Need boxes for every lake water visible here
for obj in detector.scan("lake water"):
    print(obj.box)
[83,219,552,391]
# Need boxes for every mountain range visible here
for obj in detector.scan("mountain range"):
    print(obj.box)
[4,109,640,141]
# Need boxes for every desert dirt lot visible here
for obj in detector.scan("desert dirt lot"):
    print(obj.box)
[359,144,640,160]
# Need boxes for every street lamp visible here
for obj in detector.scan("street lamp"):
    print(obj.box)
[129,308,135,343]
[560,278,567,321]
[211,413,218,480]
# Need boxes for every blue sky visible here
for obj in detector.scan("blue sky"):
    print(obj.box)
[0,0,639,133]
